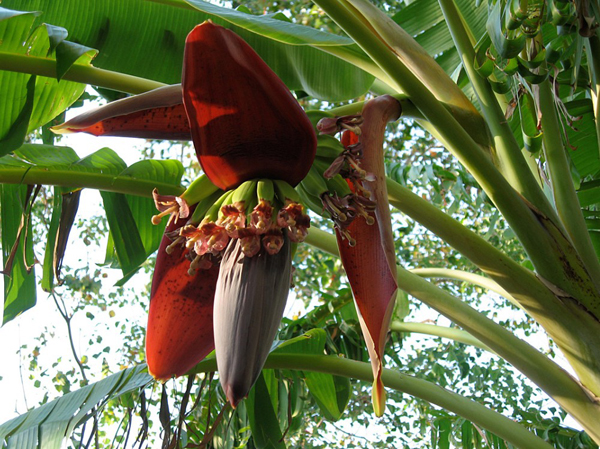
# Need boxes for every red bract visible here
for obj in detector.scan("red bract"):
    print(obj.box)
[146,211,219,381]
[329,96,401,416]
[52,85,191,140]
[182,22,317,190]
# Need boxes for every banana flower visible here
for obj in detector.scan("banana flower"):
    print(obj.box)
[53,21,316,407]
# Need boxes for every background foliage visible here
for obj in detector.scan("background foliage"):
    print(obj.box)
[1,0,600,447]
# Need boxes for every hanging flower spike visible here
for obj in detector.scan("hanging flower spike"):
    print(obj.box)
[182,22,317,190]
[181,22,316,407]
[326,95,401,416]
[146,206,219,381]
[53,21,316,408]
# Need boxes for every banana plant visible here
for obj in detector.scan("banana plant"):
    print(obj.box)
[1,0,600,447]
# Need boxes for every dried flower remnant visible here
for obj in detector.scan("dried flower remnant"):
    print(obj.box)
[317,114,364,136]
[151,189,190,226]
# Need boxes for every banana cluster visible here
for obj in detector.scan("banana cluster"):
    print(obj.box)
[152,176,309,274]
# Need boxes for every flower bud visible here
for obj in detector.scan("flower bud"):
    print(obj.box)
[213,234,292,406]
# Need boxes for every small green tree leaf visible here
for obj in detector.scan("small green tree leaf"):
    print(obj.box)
[246,371,286,449]
[304,372,351,422]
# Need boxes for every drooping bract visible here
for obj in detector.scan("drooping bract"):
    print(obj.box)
[146,208,219,381]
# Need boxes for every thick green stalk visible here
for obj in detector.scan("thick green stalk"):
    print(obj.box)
[0,52,165,94]
[327,94,482,124]
[343,0,491,148]
[385,177,561,310]
[304,227,600,439]
[0,166,184,197]
[410,267,522,311]
[389,321,493,352]
[313,0,600,309]
[191,354,554,449]
[437,0,558,222]
[538,78,600,289]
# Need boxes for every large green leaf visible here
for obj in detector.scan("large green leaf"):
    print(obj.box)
[0,7,94,156]
[0,365,152,448]
[566,99,599,178]
[1,144,184,284]
[2,0,373,101]
[0,184,36,324]
[184,0,349,45]
[0,9,38,155]
[392,0,488,77]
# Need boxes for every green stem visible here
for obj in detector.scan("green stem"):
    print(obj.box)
[389,321,493,352]
[304,227,600,440]
[538,78,600,289]
[0,167,184,197]
[0,52,165,94]
[191,354,554,449]
[326,93,482,125]
[385,178,555,311]
[327,94,422,119]
[410,267,523,311]
[437,0,557,222]
[314,0,596,306]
